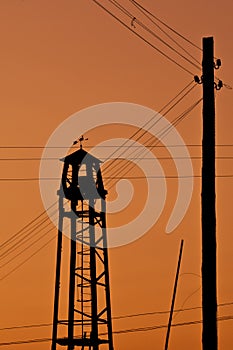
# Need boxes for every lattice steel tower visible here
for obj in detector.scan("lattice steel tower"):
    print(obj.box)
[51,146,114,350]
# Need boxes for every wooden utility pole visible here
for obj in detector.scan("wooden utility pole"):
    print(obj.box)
[201,36,217,350]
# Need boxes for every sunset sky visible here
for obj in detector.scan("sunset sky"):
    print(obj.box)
[0,0,233,349]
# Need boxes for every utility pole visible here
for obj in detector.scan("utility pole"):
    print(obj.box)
[201,36,221,350]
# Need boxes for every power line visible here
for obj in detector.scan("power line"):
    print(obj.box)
[0,225,55,269]
[127,0,230,89]
[0,202,56,250]
[0,156,233,161]
[129,0,202,52]
[0,205,59,281]
[105,97,203,188]
[0,174,233,182]
[0,323,52,331]
[0,202,75,282]
[94,0,228,90]
[113,301,233,320]
[0,83,203,167]
[128,0,201,66]
[0,146,72,149]
[103,97,203,191]
[110,315,233,335]
[0,83,202,191]
[0,314,232,346]
[101,82,198,180]
[0,235,56,282]
[0,210,57,258]
[0,175,233,182]
[92,0,196,76]
[1,301,233,331]
[0,178,59,181]
[0,208,60,274]
[106,0,201,70]
[0,144,232,149]
[0,337,51,346]
[0,93,201,189]
[106,175,233,179]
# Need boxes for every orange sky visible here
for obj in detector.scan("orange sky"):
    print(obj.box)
[0,0,232,349]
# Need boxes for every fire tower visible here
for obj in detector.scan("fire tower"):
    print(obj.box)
[51,146,114,350]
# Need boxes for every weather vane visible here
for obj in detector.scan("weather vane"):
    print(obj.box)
[73,135,88,149]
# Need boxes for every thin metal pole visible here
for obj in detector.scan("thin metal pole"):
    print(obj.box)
[164,239,184,350]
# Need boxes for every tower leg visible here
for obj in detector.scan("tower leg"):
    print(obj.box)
[101,200,114,350]
[68,205,77,350]
[51,197,64,350]
[89,200,99,350]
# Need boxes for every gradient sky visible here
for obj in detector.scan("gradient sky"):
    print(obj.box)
[0,1,232,349]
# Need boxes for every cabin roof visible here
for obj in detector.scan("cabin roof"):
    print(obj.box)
[60,148,102,165]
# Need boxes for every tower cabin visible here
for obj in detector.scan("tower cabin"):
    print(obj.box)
[60,148,107,201]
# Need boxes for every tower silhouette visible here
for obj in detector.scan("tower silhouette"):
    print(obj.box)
[51,147,114,350]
